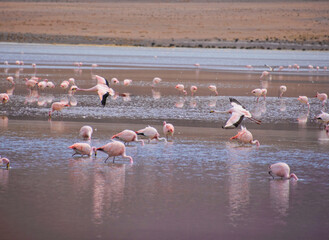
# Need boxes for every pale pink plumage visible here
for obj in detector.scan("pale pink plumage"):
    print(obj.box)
[268,162,298,180]
[315,92,328,107]
[0,93,9,104]
[69,143,96,157]
[230,126,260,146]
[208,85,218,96]
[175,84,187,95]
[49,102,69,117]
[163,121,175,140]
[112,129,144,146]
[136,126,167,143]
[96,141,133,163]
[79,126,93,140]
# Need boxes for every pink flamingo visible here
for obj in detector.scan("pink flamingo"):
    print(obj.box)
[68,143,96,157]
[251,88,267,102]
[136,126,167,143]
[315,111,329,125]
[24,78,38,88]
[279,85,287,98]
[111,78,119,85]
[230,126,260,146]
[268,162,298,180]
[112,129,144,146]
[60,80,70,89]
[190,85,198,96]
[46,80,55,89]
[260,71,269,79]
[6,76,15,85]
[297,96,310,110]
[49,102,69,118]
[152,77,162,86]
[210,98,261,128]
[163,121,175,140]
[315,92,328,107]
[38,80,48,90]
[208,85,218,96]
[175,84,187,95]
[96,141,133,163]
[79,126,93,140]
[75,75,115,106]
[245,65,253,70]
[0,93,9,104]
[68,78,75,85]
[0,156,10,169]
[123,79,132,86]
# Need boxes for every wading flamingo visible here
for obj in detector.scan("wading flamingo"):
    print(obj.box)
[60,80,70,89]
[251,88,267,102]
[175,84,187,95]
[123,79,132,86]
[152,77,162,86]
[49,102,69,118]
[260,71,270,79]
[297,96,310,110]
[24,78,38,88]
[112,129,144,146]
[136,126,167,143]
[96,140,133,163]
[0,156,10,169]
[68,143,96,157]
[315,92,328,107]
[315,111,329,125]
[111,78,119,85]
[75,75,115,106]
[279,85,287,98]
[230,126,260,146]
[208,85,218,96]
[163,121,175,141]
[210,98,261,129]
[79,126,93,140]
[190,85,198,96]
[0,93,9,104]
[6,76,15,85]
[268,162,298,180]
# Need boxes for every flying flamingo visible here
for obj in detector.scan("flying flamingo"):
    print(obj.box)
[136,126,167,143]
[210,98,261,129]
[279,85,287,98]
[208,85,218,96]
[315,92,328,107]
[251,88,267,102]
[175,84,187,95]
[0,93,9,104]
[112,129,144,146]
[75,75,115,106]
[268,162,298,180]
[79,126,93,140]
[298,96,310,110]
[96,140,133,163]
[163,121,175,141]
[190,85,198,96]
[49,102,69,118]
[0,156,10,169]
[68,143,96,157]
[230,126,260,146]
[6,76,15,85]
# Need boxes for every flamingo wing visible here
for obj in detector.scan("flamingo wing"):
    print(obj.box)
[223,112,244,129]
[96,75,110,86]
[229,97,246,109]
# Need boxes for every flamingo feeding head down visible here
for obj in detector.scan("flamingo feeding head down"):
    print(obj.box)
[175,84,187,95]
[297,96,310,110]
[268,162,298,180]
[315,92,328,107]
[190,86,198,96]
[96,140,133,163]
[251,88,267,102]
[136,126,167,143]
[279,85,287,98]
[0,156,10,169]
[112,129,144,146]
[230,126,260,146]
[210,98,261,129]
[49,102,70,118]
[79,125,93,140]
[208,85,218,96]
[68,143,96,157]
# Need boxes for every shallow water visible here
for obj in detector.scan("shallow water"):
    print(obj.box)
[0,43,329,239]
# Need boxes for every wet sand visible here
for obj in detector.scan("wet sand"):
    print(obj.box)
[0,1,329,50]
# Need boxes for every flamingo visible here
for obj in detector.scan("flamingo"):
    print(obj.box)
[123,79,132,86]
[251,88,267,102]
[163,121,175,141]
[60,80,70,89]
[46,80,55,89]
[111,78,119,85]
[32,63,36,68]
[265,64,274,72]
[245,65,253,70]
[49,102,69,118]
[175,84,187,95]
[210,98,261,129]
[208,85,218,95]
[190,85,198,96]
[260,71,270,79]
[136,126,167,143]
[38,80,48,90]
[0,93,9,104]
[298,96,310,110]
[79,126,93,140]
[112,129,144,146]
[315,92,328,107]
[279,85,287,98]
[68,78,75,85]
[230,126,260,146]
[152,77,162,86]
[6,76,15,85]
[24,78,38,88]
[75,75,115,106]
[268,162,298,180]
[68,143,96,157]
[315,111,329,125]
[0,156,10,169]
[96,140,133,163]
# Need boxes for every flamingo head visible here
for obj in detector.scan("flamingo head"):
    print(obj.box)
[92,147,97,156]
[163,121,167,126]
[0,158,10,169]
[290,173,298,181]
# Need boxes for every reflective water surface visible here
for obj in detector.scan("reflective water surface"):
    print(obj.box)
[0,43,329,239]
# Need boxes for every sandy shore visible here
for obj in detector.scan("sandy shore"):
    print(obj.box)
[0,1,328,50]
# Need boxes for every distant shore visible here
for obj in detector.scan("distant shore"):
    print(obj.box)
[0,2,328,50]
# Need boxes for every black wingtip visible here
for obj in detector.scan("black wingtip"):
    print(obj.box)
[229,97,242,106]
[101,92,110,106]
[104,78,110,87]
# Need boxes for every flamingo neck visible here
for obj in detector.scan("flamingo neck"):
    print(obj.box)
[252,140,260,147]
[289,173,298,180]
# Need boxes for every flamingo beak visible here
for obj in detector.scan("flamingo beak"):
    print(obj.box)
[209,110,214,113]
[94,151,97,157]
[6,162,10,169]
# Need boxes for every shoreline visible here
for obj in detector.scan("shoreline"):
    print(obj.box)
[1,32,328,51]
